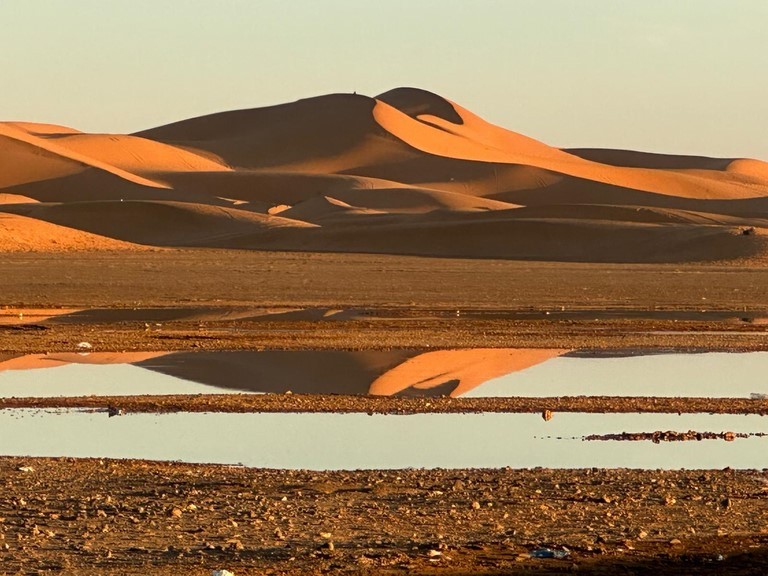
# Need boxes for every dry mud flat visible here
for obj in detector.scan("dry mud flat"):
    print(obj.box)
[2,252,768,574]
[2,458,768,575]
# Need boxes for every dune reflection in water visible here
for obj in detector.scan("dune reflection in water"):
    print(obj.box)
[1,350,768,399]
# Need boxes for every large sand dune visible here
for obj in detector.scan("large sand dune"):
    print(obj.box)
[2,88,767,262]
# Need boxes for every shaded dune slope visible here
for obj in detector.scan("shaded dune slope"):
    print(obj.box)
[2,87,767,262]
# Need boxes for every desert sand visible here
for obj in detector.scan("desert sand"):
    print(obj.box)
[2,87,767,262]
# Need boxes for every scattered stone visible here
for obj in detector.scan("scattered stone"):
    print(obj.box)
[226,539,244,551]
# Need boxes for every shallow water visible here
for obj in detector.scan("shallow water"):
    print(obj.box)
[1,409,767,470]
[0,363,252,397]
[2,349,768,399]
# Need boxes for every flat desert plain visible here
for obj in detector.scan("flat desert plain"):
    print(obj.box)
[1,88,768,574]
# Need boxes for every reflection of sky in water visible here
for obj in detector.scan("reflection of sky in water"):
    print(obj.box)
[1,410,767,470]
[2,351,768,398]
[0,364,255,397]
[468,352,768,398]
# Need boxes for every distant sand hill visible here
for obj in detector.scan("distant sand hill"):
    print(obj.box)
[2,88,767,262]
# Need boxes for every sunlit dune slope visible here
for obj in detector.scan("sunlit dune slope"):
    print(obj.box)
[0,212,142,252]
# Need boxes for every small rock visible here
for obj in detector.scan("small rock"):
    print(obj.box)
[471,501,481,510]
[669,538,682,546]
[170,508,183,518]
[427,549,442,558]
[542,410,553,421]
[16,466,34,473]
[211,571,236,576]
[77,341,93,350]
[226,539,244,551]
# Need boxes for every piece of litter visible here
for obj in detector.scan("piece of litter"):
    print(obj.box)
[211,570,235,576]
[529,548,570,559]
[17,466,34,473]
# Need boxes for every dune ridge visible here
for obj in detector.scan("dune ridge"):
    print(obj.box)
[2,88,767,262]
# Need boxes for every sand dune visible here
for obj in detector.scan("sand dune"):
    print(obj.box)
[2,87,767,263]
[0,193,38,205]
[0,123,166,190]
[235,212,764,263]
[1,200,314,247]
[0,212,141,252]
[50,133,230,176]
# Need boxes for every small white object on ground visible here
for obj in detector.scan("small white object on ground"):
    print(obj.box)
[211,571,235,576]
[77,342,93,350]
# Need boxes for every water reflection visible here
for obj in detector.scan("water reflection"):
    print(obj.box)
[2,349,768,399]
[1,410,767,470]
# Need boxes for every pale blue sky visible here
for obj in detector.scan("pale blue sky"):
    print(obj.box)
[1,0,766,159]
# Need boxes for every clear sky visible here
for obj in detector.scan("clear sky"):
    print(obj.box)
[1,0,766,159]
